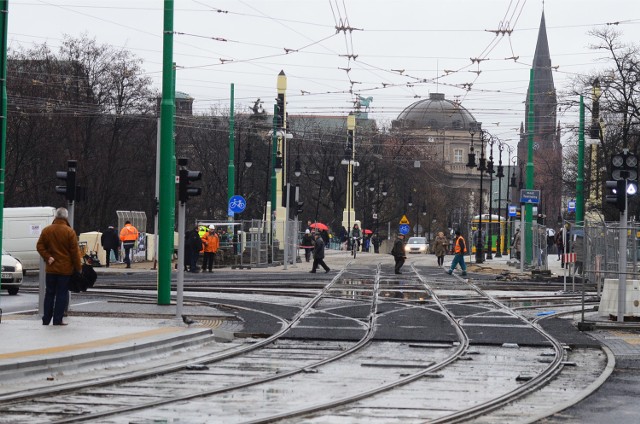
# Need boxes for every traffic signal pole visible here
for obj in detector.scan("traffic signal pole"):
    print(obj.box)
[617,196,628,322]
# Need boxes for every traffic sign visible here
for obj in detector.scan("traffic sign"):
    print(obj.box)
[399,224,410,235]
[520,189,540,204]
[508,205,517,217]
[228,195,246,214]
[567,200,576,213]
[399,215,410,224]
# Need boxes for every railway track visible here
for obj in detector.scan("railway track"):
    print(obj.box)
[1,262,608,423]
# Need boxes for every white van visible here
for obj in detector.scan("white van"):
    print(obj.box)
[3,207,56,273]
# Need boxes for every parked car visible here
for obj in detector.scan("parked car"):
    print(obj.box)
[2,249,23,295]
[405,237,429,254]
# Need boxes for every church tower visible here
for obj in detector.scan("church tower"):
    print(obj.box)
[516,11,562,224]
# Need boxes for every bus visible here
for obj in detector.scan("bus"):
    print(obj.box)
[470,214,508,254]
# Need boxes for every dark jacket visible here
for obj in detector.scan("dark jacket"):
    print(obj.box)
[101,227,120,250]
[36,217,82,276]
[313,236,325,259]
[301,233,314,248]
[186,230,203,253]
[391,237,406,259]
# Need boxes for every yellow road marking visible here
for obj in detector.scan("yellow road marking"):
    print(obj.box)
[0,327,183,360]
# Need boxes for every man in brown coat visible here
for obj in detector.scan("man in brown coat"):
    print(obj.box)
[36,207,82,326]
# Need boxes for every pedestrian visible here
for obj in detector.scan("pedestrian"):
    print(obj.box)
[433,231,449,267]
[301,229,314,262]
[186,226,203,272]
[447,229,467,276]
[100,225,119,267]
[201,225,220,272]
[310,232,330,273]
[119,220,139,268]
[391,233,407,274]
[36,207,82,326]
[512,228,521,260]
[473,227,484,256]
[372,233,380,253]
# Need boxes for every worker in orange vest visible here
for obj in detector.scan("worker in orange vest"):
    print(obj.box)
[119,220,139,268]
[201,225,220,272]
[447,229,467,277]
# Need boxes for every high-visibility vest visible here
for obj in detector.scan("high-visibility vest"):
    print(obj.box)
[120,224,138,243]
[454,236,467,254]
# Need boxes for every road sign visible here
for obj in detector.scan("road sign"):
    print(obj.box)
[228,195,246,215]
[372,213,378,219]
[520,189,540,204]
[399,215,410,224]
[508,205,517,217]
[568,200,576,212]
[399,224,410,235]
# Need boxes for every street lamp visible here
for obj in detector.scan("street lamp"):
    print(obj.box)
[494,141,505,258]
[486,137,495,260]
[468,122,485,264]
[328,166,335,182]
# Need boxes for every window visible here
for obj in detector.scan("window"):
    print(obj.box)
[453,148,463,163]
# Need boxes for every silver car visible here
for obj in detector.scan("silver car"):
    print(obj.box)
[2,249,23,295]
[405,237,429,254]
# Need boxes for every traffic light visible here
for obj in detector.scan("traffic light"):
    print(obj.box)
[611,151,638,181]
[55,160,77,201]
[178,166,202,203]
[296,201,304,216]
[606,180,626,212]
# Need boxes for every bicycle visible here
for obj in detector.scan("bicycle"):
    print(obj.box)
[351,236,360,258]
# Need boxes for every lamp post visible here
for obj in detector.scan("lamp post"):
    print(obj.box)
[507,155,518,256]
[486,137,495,260]
[494,141,504,258]
[342,113,358,247]
[467,122,485,264]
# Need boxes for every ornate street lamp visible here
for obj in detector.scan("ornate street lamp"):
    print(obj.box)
[494,141,505,258]
[468,122,486,264]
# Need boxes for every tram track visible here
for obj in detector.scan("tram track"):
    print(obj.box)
[1,262,609,423]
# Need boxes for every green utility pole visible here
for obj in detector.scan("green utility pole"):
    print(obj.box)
[576,95,585,226]
[157,0,175,305]
[525,68,535,266]
[0,0,7,296]
[227,83,235,219]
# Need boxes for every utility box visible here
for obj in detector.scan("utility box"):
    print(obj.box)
[599,278,640,317]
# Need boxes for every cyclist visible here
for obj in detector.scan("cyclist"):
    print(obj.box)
[351,223,362,252]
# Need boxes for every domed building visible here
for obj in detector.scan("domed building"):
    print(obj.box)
[392,93,487,231]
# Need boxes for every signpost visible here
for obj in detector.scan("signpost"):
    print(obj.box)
[508,205,517,217]
[568,200,576,213]
[228,195,247,216]
[399,215,410,235]
[520,189,540,204]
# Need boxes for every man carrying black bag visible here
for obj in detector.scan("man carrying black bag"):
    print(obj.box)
[36,207,82,326]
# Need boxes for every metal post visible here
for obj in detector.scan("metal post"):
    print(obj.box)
[525,68,535,266]
[617,190,628,322]
[228,83,235,220]
[175,198,185,318]
[158,0,175,305]
[576,95,585,227]
[284,183,289,270]
[0,0,8,261]
[520,205,525,273]
[487,139,494,260]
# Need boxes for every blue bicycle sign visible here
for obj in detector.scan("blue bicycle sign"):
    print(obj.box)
[228,195,247,214]
[399,224,410,235]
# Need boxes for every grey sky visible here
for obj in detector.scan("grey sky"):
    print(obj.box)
[8,0,640,147]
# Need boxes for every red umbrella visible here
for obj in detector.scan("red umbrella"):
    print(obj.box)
[363,229,373,235]
[309,222,328,231]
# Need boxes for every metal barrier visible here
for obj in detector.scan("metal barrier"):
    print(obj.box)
[583,220,640,295]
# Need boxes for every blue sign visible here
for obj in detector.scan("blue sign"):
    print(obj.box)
[228,195,246,214]
[508,205,517,217]
[568,200,576,213]
[399,224,410,235]
[520,189,541,204]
